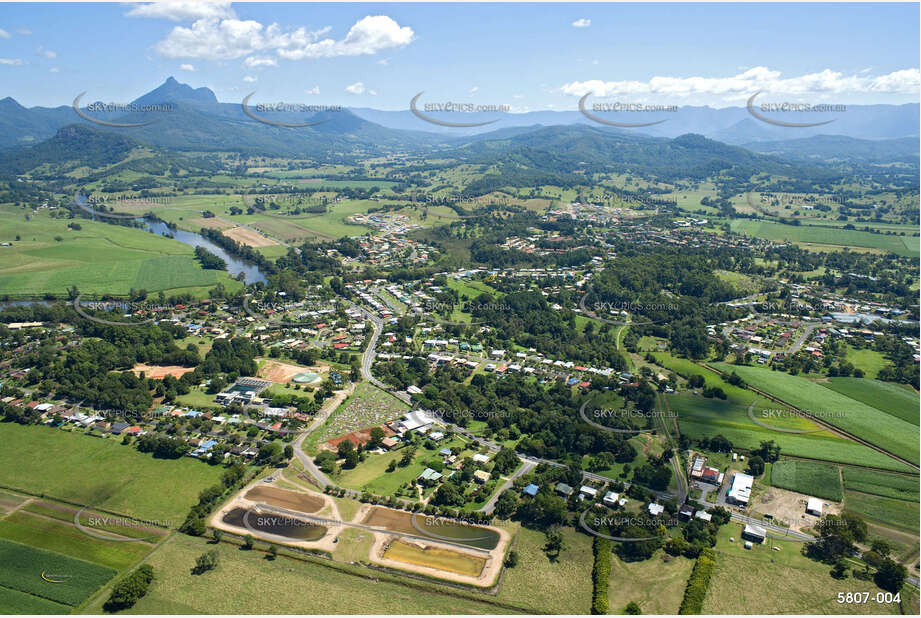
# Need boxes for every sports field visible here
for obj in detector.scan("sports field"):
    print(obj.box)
[0,424,225,523]
[711,363,919,465]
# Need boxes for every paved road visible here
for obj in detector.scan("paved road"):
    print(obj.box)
[479,460,536,515]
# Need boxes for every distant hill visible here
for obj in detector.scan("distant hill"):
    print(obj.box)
[742,135,921,164]
[0,124,138,176]
[448,124,825,182]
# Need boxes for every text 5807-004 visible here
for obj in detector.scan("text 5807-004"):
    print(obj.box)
[836,592,900,604]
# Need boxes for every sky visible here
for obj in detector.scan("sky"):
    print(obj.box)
[0,1,918,111]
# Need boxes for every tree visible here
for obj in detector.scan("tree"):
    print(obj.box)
[243,535,255,550]
[747,456,765,476]
[268,544,279,560]
[368,427,386,449]
[192,549,219,574]
[504,550,519,568]
[283,444,294,460]
[104,564,154,611]
[211,529,223,543]
[625,602,642,614]
[544,525,566,560]
[874,558,907,593]
[830,559,848,579]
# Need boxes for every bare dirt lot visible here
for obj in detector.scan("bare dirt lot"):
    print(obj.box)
[751,486,842,532]
[223,226,279,247]
[325,425,396,450]
[257,359,329,384]
[130,364,196,379]
[243,486,325,514]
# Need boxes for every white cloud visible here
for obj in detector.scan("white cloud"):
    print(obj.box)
[49,67,59,73]
[572,18,591,28]
[179,63,195,71]
[306,86,320,95]
[243,75,257,83]
[126,1,234,22]
[243,56,278,68]
[468,86,479,95]
[153,14,413,61]
[35,46,55,59]
[377,58,389,66]
[345,82,366,94]
[560,67,921,102]
[0,28,10,39]
[0,58,23,65]
[16,28,31,35]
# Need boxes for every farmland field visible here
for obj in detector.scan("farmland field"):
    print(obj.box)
[843,490,920,533]
[0,424,225,524]
[823,377,919,426]
[0,538,116,607]
[0,510,155,571]
[770,460,843,501]
[841,468,920,502]
[702,526,899,614]
[0,585,70,614]
[0,206,237,297]
[730,219,919,257]
[607,551,695,615]
[81,533,524,614]
[711,363,919,464]
[667,393,909,471]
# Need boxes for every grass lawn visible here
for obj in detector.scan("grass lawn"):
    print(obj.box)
[823,378,919,426]
[702,524,898,614]
[770,460,843,501]
[711,363,919,465]
[496,526,593,614]
[0,424,225,524]
[843,346,890,380]
[608,550,695,614]
[85,533,523,614]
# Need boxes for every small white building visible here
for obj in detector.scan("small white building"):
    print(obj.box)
[579,486,598,500]
[806,497,823,517]
[603,491,620,507]
[648,503,665,516]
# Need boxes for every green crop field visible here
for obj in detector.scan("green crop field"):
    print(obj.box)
[842,468,920,502]
[0,511,154,571]
[0,538,116,607]
[0,585,70,614]
[0,424,225,524]
[711,363,919,464]
[0,206,237,297]
[730,219,918,257]
[823,378,919,426]
[770,460,843,501]
[667,393,908,471]
[844,490,920,533]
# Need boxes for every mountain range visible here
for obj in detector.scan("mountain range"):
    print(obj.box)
[0,78,917,169]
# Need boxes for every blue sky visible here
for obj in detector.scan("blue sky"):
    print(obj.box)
[1,2,918,109]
